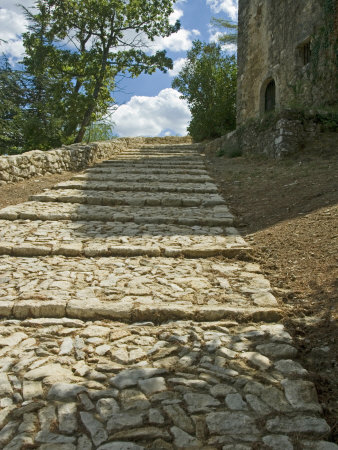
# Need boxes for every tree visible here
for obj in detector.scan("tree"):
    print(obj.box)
[172,40,237,141]
[0,57,26,154]
[210,17,238,46]
[84,120,116,143]
[22,0,179,146]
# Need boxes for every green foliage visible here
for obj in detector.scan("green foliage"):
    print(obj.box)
[172,40,237,142]
[210,17,238,46]
[84,120,117,143]
[20,0,178,148]
[217,142,242,158]
[310,0,337,79]
[309,108,338,132]
[0,57,26,154]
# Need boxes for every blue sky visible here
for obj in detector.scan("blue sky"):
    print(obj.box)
[0,0,238,137]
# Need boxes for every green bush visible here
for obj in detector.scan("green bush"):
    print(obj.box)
[172,41,237,142]
[217,143,242,158]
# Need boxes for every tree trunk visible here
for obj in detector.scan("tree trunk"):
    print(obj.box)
[64,79,83,138]
[74,47,109,143]
[74,100,96,143]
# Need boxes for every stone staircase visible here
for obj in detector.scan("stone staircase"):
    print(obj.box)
[0,143,336,449]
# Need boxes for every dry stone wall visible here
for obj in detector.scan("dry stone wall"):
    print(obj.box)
[0,136,192,185]
[204,113,325,159]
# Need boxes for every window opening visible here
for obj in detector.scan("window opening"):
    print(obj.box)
[297,40,311,66]
[301,42,311,65]
[265,79,276,112]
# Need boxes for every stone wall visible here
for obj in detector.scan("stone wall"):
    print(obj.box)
[238,117,306,159]
[203,131,239,157]
[237,0,336,126]
[0,136,192,185]
[204,114,323,159]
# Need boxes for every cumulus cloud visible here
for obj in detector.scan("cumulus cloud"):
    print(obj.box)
[169,7,184,25]
[111,88,191,137]
[0,1,35,62]
[168,57,187,77]
[151,28,200,53]
[151,1,199,53]
[221,43,237,53]
[206,0,238,20]
[1,39,25,62]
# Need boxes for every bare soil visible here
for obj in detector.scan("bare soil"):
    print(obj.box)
[0,172,76,210]
[205,139,338,442]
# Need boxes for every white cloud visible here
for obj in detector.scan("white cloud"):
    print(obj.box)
[169,7,184,25]
[111,88,191,137]
[1,39,25,63]
[0,1,35,61]
[221,43,237,53]
[151,28,200,53]
[0,9,26,41]
[209,30,222,43]
[206,0,238,20]
[168,57,187,77]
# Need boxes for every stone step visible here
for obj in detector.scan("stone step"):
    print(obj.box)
[86,167,208,175]
[0,316,332,450]
[129,151,200,156]
[122,147,200,153]
[139,143,199,147]
[0,143,334,447]
[98,160,205,167]
[29,189,225,208]
[116,151,200,156]
[72,173,213,183]
[0,202,234,226]
[0,220,249,258]
[52,180,219,194]
[110,155,202,161]
[0,255,280,322]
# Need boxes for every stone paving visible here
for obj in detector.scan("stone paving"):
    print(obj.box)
[0,143,336,449]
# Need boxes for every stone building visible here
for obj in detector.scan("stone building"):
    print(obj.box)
[237,0,337,125]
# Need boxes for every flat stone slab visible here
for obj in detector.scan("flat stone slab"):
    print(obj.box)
[116,150,200,156]
[0,220,249,257]
[0,318,333,449]
[98,155,203,162]
[0,202,234,226]
[72,173,213,183]
[86,167,208,175]
[97,160,206,167]
[29,189,225,208]
[53,180,218,193]
[0,256,279,321]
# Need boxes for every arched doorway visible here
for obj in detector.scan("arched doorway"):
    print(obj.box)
[265,79,276,112]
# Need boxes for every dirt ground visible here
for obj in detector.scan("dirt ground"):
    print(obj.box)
[205,138,338,443]
[0,172,76,210]
[0,141,337,441]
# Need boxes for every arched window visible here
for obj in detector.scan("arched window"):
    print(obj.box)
[265,79,276,112]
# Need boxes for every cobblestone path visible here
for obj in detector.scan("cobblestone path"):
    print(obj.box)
[0,144,336,449]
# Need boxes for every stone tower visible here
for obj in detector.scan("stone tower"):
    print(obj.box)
[237,0,337,126]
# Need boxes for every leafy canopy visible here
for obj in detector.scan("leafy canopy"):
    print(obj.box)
[0,57,27,154]
[20,0,179,148]
[172,40,237,141]
[210,17,238,46]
